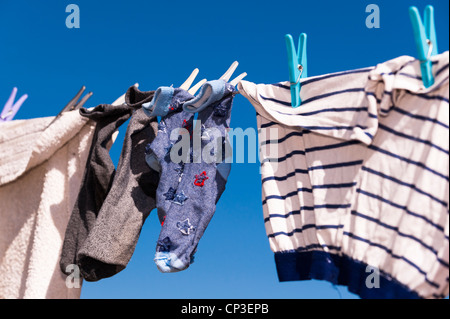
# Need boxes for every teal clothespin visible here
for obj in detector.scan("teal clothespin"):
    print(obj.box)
[409,5,439,88]
[285,33,307,108]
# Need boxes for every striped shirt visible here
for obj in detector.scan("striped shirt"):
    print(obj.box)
[238,51,449,299]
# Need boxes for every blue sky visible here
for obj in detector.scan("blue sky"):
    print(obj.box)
[0,0,448,299]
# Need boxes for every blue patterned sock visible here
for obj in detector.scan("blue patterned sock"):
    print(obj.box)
[154,80,235,272]
[143,87,194,224]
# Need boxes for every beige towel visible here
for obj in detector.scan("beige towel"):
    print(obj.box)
[0,110,95,299]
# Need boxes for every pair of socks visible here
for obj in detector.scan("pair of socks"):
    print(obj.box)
[145,80,236,272]
[60,85,160,281]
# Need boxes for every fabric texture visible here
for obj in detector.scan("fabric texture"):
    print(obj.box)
[238,51,449,299]
[0,110,95,299]
[144,87,195,225]
[153,80,236,272]
[60,102,134,277]
[76,87,160,281]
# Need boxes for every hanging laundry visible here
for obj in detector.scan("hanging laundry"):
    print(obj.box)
[151,79,239,272]
[0,106,96,298]
[143,86,196,227]
[59,100,135,278]
[74,86,160,281]
[238,51,449,299]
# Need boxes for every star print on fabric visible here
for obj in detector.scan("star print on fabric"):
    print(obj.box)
[213,103,229,117]
[174,163,184,177]
[171,191,188,205]
[176,218,195,235]
[181,119,193,140]
[163,187,176,201]
[182,119,191,132]
[157,236,172,252]
[201,125,211,141]
[158,120,167,132]
[164,143,174,156]
[194,171,209,187]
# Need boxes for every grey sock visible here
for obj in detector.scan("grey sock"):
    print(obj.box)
[154,80,235,272]
[60,103,133,275]
[76,87,160,281]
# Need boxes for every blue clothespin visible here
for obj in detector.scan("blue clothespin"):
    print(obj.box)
[285,33,307,108]
[409,5,439,88]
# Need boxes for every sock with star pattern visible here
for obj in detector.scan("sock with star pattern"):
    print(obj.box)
[154,79,235,272]
[143,87,195,225]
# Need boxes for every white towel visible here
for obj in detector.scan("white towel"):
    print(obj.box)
[0,110,95,299]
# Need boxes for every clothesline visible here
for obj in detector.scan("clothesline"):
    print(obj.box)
[0,50,448,299]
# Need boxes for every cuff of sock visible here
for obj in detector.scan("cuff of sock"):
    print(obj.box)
[78,255,125,282]
[183,79,226,113]
[143,86,174,117]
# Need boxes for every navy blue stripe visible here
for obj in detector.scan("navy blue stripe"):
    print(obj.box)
[312,182,356,189]
[261,168,309,183]
[262,140,361,167]
[296,106,369,116]
[262,183,355,205]
[273,68,373,91]
[268,224,344,238]
[309,160,363,171]
[364,131,374,140]
[264,206,314,222]
[262,187,312,205]
[343,231,441,289]
[259,88,366,108]
[261,149,305,165]
[356,188,445,232]
[366,90,394,104]
[259,95,291,106]
[300,124,366,131]
[378,123,449,155]
[293,243,342,252]
[271,83,290,90]
[314,203,352,209]
[368,144,449,182]
[366,91,381,104]
[361,166,448,208]
[260,121,278,129]
[435,63,449,77]
[261,131,305,146]
[261,142,362,184]
[264,204,351,221]
[268,105,377,120]
[351,210,449,268]
[301,88,365,105]
[398,72,422,80]
[262,153,363,169]
[300,68,373,86]
[406,91,450,104]
[392,106,449,129]
[306,140,362,153]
